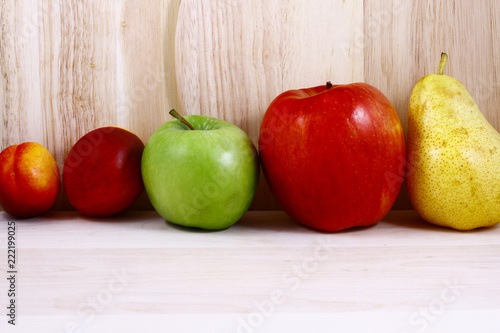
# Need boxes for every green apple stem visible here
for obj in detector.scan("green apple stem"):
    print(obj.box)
[169,109,195,130]
[437,52,448,75]
[326,81,333,90]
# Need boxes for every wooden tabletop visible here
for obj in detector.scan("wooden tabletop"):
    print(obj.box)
[1,210,499,333]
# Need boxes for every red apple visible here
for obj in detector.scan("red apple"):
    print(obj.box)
[259,82,406,231]
[0,142,60,218]
[63,127,145,217]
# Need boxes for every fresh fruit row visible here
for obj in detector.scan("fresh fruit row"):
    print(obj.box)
[0,127,145,219]
[1,53,499,232]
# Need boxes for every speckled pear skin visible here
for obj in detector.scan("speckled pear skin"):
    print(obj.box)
[407,55,500,230]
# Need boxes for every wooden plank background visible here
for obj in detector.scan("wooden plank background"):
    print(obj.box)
[1,0,499,211]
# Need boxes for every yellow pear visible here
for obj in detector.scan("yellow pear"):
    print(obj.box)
[407,53,500,230]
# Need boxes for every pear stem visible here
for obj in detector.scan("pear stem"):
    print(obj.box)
[169,109,195,130]
[437,53,448,75]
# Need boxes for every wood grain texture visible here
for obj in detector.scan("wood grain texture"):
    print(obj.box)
[0,0,181,210]
[175,0,364,210]
[364,0,500,134]
[1,1,499,211]
[0,211,499,332]
[118,0,181,210]
[364,0,500,209]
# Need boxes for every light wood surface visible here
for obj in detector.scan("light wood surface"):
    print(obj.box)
[0,0,182,210]
[1,0,500,210]
[0,210,499,332]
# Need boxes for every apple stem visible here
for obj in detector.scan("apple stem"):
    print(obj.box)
[169,109,195,130]
[326,81,333,90]
[437,52,448,75]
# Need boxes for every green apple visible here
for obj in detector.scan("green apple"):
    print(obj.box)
[141,110,260,230]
